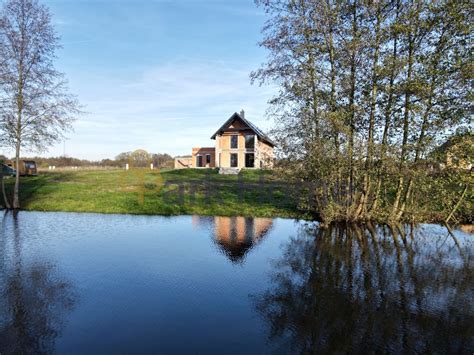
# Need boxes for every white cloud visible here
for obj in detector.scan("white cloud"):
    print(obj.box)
[27,59,277,160]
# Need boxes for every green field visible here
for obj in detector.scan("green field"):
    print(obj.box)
[2,169,305,218]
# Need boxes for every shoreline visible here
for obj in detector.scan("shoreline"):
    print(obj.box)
[1,207,472,231]
[1,169,471,226]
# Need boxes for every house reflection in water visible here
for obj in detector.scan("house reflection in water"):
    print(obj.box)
[193,216,273,263]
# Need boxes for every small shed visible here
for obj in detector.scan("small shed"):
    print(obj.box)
[433,133,473,170]
[7,160,38,176]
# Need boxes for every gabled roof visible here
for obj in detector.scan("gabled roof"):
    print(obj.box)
[210,112,276,147]
[435,132,473,153]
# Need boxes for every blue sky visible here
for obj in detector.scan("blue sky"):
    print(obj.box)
[26,0,275,160]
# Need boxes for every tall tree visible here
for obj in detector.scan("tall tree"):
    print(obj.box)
[254,0,472,223]
[0,0,79,209]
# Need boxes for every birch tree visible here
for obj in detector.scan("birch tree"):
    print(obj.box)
[0,0,79,209]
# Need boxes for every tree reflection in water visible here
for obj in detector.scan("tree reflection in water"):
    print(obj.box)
[252,223,473,354]
[0,212,77,354]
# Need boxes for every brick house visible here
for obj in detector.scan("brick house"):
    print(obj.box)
[179,111,275,171]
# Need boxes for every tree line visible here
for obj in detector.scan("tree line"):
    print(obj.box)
[0,150,174,169]
[253,0,472,223]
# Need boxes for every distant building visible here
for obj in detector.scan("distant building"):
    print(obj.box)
[174,111,275,172]
[174,156,192,169]
[5,160,37,176]
[434,133,473,170]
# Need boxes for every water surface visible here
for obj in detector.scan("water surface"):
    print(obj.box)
[0,212,472,354]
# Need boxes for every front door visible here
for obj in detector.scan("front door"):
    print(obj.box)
[245,153,254,168]
[230,153,238,168]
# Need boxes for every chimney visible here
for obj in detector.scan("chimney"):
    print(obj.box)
[240,109,245,118]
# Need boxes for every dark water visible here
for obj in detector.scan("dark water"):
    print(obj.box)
[0,212,472,354]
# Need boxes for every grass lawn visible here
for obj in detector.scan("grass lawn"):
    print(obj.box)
[2,168,305,218]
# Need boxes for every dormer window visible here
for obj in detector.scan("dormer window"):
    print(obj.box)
[231,135,238,149]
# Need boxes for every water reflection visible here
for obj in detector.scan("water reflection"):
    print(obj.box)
[0,212,77,354]
[1,212,472,353]
[194,216,273,263]
[253,223,474,354]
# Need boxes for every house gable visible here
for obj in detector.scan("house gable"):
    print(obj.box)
[189,111,275,171]
[210,112,275,147]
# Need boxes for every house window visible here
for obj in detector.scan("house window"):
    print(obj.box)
[230,153,238,167]
[196,155,203,167]
[206,154,211,164]
[230,135,238,149]
[245,153,254,168]
[245,135,255,149]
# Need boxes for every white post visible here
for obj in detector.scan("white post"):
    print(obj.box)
[48,166,52,170]
[125,163,129,170]
[150,163,154,170]
[52,166,56,170]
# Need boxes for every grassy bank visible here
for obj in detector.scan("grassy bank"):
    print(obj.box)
[2,168,470,223]
[2,169,304,218]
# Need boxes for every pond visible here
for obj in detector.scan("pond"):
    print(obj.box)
[0,212,472,354]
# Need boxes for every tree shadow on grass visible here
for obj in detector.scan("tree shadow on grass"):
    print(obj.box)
[3,172,77,209]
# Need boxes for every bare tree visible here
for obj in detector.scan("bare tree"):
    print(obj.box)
[0,0,79,209]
